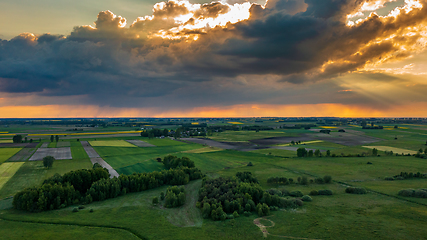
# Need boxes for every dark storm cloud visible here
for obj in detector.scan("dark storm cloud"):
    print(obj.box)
[0,0,427,108]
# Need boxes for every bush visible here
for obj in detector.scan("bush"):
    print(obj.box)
[323,175,332,183]
[72,208,79,212]
[309,190,318,196]
[301,195,312,202]
[345,187,367,194]
[314,177,324,184]
[244,211,251,217]
[160,192,165,200]
[233,211,240,218]
[152,196,159,205]
[318,189,333,195]
[384,177,394,181]
[90,209,94,213]
[78,205,85,209]
[290,190,303,197]
[247,162,253,166]
[301,176,308,185]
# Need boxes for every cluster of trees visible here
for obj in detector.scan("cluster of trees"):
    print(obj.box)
[362,125,384,129]
[12,135,23,143]
[319,129,331,134]
[162,155,195,170]
[281,124,315,129]
[43,156,55,169]
[14,168,110,212]
[197,172,305,221]
[398,188,427,198]
[241,125,273,131]
[236,172,259,183]
[140,128,169,138]
[297,148,328,157]
[386,172,427,180]
[164,186,186,208]
[14,165,203,212]
[267,175,332,185]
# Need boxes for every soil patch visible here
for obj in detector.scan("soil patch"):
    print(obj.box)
[7,148,36,162]
[0,143,29,148]
[29,147,72,161]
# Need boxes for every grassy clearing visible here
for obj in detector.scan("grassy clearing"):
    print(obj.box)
[0,219,140,240]
[0,162,25,190]
[362,146,417,155]
[0,148,22,164]
[71,146,90,160]
[48,142,57,148]
[89,140,136,148]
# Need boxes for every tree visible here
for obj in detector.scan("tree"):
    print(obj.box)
[152,196,159,205]
[308,150,314,157]
[43,156,55,169]
[314,149,321,157]
[291,141,295,145]
[50,135,54,142]
[55,135,59,142]
[13,135,22,143]
[24,137,28,143]
[372,148,378,156]
[297,148,307,157]
[326,150,331,157]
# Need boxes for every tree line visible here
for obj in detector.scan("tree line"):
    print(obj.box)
[13,164,203,212]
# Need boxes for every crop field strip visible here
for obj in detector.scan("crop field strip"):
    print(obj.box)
[81,141,118,178]
[29,148,72,161]
[7,148,36,162]
[56,141,71,147]
[0,162,25,190]
[362,146,417,154]
[125,139,156,147]
[89,140,137,148]
[0,148,23,164]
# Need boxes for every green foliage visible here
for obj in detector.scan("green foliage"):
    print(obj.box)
[164,186,186,208]
[323,175,332,183]
[43,156,55,169]
[235,172,259,183]
[290,190,303,197]
[267,177,288,184]
[12,135,23,143]
[72,207,78,212]
[160,191,165,200]
[297,148,307,157]
[345,187,368,194]
[398,189,427,198]
[318,189,333,195]
[301,195,312,202]
[247,162,253,166]
[372,148,378,156]
[163,155,195,169]
[152,196,159,205]
[301,176,308,185]
[309,190,319,196]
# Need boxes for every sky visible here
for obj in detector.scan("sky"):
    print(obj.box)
[1,0,427,118]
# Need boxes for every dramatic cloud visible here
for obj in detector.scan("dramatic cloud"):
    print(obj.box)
[1,0,427,114]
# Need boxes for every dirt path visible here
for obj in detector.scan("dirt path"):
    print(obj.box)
[253,216,322,239]
[81,141,119,178]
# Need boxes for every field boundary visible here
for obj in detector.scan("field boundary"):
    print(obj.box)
[0,216,146,240]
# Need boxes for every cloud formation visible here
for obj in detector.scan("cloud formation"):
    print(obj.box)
[1,0,427,113]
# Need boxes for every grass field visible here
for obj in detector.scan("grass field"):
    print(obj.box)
[89,140,137,147]
[207,130,294,142]
[181,147,223,154]
[0,139,12,143]
[0,148,22,164]
[250,148,297,158]
[0,162,25,190]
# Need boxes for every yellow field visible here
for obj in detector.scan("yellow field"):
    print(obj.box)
[0,139,12,143]
[191,122,199,125]
[349,125,362,128]
[276,140,324,147]
[362,146,417,155]
[0,162,25,190]
[89,140,136,147]
[228,122,244,124]
[181,147,223,154]
[319,126,337,129]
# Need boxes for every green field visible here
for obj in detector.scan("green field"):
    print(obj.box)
[0,162,25,190]
[363,146,418,154]
[2,122,427,239]
[0,148,22,164]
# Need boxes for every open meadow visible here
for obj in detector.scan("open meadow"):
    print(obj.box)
[1,121,427,239]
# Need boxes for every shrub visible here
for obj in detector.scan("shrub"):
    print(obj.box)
[314,177,324,184]
[294,199,303,206]
[244,211,251,217]
[160,192,165,200]
[398,189,415,197]
[301,195,312,202]
[72,208,79,212]
[323,175,332,183]
[233,211,240,218]
[309,190,319,196]
[90,209,94,213]
[414,190,427,198]
[318,189,333,195]
[152,196,159,205]
[226,214,234,219]
[345,187,367,194]
[247,162,253,166]
[290,190,303,197]
[395,176,405,180]
[78,205,85,209]
[301,176,308,185]
[384,177,394,181]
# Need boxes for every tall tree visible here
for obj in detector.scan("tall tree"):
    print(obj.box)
[43,156,55,169]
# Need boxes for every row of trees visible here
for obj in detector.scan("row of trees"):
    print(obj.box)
[14,165,204,212]
[297,148,329,157]
[267,175,332,185]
